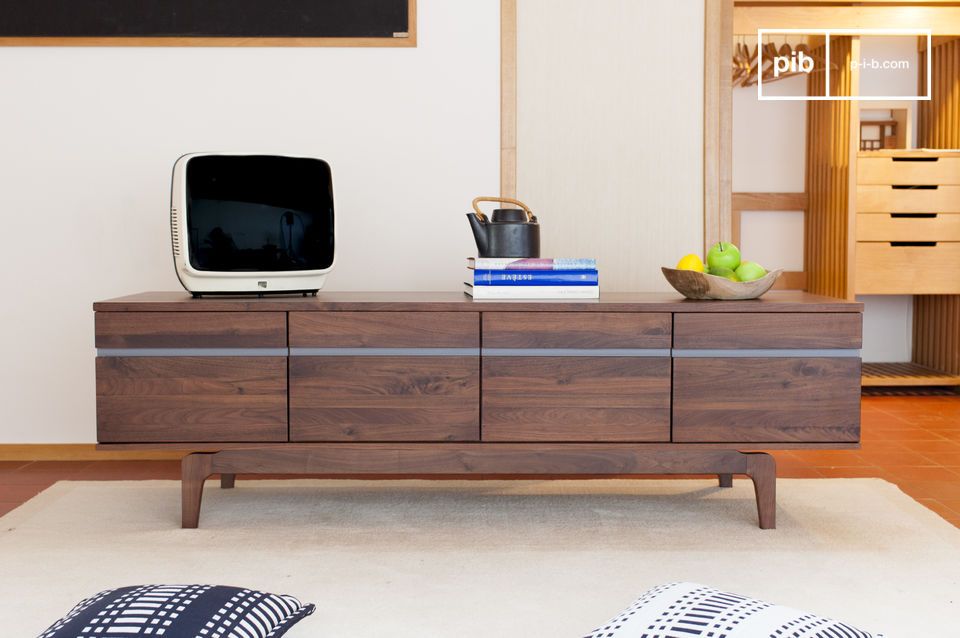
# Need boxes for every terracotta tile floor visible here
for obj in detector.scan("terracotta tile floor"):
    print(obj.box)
[1,396,958,526]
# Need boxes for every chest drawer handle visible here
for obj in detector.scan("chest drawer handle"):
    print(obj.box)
[892,157,938,162]
[891,213,937,218]
[890,241,937,247]
[891,184,938,190]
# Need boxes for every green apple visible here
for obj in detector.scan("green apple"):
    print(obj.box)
[709,266,739,282]
[706,242,741,272]
[735,261,767,282]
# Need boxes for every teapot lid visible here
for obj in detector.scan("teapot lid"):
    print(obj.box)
[491,208,532,223]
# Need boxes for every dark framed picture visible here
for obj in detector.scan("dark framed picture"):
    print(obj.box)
[0,0,415,47]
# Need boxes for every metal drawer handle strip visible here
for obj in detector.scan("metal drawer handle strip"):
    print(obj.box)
[482,348,671,357]
[97,348,288,357]
[672,349,861,358]
[98,347,860,359]
[290,347,480,356]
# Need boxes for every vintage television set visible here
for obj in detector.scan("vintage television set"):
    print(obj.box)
[170,153,335,295]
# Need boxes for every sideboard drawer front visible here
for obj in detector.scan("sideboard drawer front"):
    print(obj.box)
[482,312,671,349]
[856,184,960,213]
[857,213,960,242]
[482,357,670,442]
[289,312,479,348]
[856,242,960,294]
[858,156,960,185]
[95,312,287,349]
[96,357,287,443]
[290,356,479,441]
[673,358,861,443]
[674,313,862,349]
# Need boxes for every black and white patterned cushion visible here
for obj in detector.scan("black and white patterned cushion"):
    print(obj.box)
[584,582,884,638]
[38,584,314,638]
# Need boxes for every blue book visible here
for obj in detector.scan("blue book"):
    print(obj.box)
[472,269,598,286]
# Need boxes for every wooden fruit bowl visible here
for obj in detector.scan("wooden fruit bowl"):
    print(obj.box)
[661,266,783,300]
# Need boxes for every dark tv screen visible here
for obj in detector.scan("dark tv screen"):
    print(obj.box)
[185,155,334,272]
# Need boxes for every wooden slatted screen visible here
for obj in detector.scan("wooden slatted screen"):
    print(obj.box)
[914,296,960,377]
[915,37,960,379]
[918,37,960,148]
[805,36,855,300]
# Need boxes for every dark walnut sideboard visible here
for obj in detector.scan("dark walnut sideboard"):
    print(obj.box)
[93,291,863,529]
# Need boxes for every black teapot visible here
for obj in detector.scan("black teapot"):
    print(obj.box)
[466,197,540,258]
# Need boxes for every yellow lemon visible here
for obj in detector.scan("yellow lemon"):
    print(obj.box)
[676,254,705,272]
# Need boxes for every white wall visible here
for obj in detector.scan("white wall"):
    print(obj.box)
[733,75,807,193]
[0,0,500,443]
[858,295,913,363]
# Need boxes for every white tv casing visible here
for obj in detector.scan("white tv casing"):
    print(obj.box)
[170,152,335,294]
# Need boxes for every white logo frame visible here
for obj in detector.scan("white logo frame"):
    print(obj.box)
[757,28,932,101]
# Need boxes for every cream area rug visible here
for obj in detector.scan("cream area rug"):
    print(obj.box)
[1,478,958,636]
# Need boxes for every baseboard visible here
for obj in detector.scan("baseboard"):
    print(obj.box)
[0,444,185,461]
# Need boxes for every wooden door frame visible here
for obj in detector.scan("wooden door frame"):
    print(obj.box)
[499,0,733,254]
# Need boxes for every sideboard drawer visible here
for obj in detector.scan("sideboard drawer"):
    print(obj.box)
[482,357,670,442]
[857,213,960,242]
[95,312,286,348]
[856,242,960,294]
[482,312,671,349]
[858,156,960,185]
[856,184,960,213]
[672,357,861,443]
[290,356,479,441]
[674,313,862,349]
[97,356,287,443]
[290,312,479,348]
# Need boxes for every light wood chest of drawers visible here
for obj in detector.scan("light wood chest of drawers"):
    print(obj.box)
[856,150,960,294]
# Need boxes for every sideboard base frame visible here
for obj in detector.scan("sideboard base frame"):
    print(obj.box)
[180,446,777,530]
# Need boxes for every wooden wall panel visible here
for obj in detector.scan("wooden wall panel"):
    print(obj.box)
[705,0,734,255]
[515,0,705,292]
[916,37,960,377]
[805,37,856,300]
[735,6,960,36]
[501,0,518,198]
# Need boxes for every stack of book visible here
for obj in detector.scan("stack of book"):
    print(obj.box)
[464,258,599,299]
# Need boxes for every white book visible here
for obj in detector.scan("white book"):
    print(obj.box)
[463,282,599,299]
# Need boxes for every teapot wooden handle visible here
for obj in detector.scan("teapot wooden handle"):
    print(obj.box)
[471,196,533,222]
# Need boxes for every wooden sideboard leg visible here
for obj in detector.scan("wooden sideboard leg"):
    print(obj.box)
[744,452,776,530]
[718,473,734,488]
[220,474,236,489]
[182,453,214,529]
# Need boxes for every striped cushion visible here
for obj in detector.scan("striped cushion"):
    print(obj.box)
[584,582,883,638]
[38,585,314,638]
